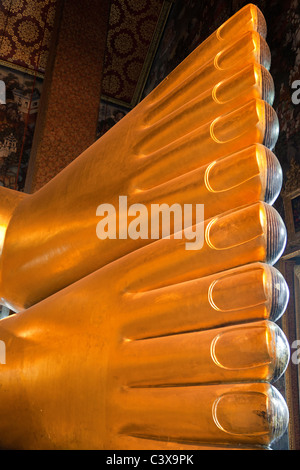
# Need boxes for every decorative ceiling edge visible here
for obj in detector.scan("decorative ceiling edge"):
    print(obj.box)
[101,0,174,110]
[0,59,44,79]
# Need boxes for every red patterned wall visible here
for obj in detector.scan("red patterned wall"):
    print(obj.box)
[26,0,111,192]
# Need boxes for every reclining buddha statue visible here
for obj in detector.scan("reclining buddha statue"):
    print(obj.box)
[0,4,290,450]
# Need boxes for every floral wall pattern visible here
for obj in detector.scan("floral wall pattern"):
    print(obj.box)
[97,99,129,139]
[97,0,172,141]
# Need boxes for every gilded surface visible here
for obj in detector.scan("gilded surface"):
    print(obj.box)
[0,0,56,73]
[102,0,172,106]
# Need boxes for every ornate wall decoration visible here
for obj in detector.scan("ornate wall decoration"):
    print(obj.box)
[0,0,57,75]
[144,0,300,218]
